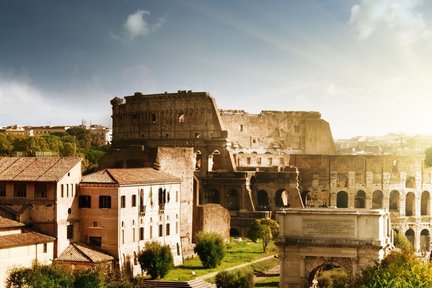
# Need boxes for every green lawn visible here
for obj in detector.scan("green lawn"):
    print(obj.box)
[255,276,280,287]
[163,238,278,281]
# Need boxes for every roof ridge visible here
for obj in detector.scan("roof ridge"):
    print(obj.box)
[71,243,94,262]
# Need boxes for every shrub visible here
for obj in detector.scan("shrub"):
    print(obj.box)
[215,269,254,288]
[73,268,106,288]
[394,231,414,253]
[194,232,226,269]
[316,267,349,288]
[247,218,279,252]
[138,241,173,279]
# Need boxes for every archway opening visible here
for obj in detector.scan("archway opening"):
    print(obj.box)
[205,189,220,204]
[389,190,400,212]
[208,150,222,171]
[227,189,240,211]
[405,228,415,248]
[275,189,287,207]
[336,191,348,208]
[302,190,311,207]
[355,190,366,208]
[421,229,430,252]
[257,190,270,210]
[309,263,349,288]
[230,228,240,237]
[405,192,415,216]
[372,190,383,209]
[421,191,430,216]
[195,150,202,171]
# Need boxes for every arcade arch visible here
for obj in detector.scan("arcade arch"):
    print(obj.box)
[421,191,430,216]
[389,190,400,212]
[208,150,222,171]
[405,228,415,248]
[372,190,383,209]
[420,229,430,252]
[355,190,366,208]
[257,190,270,210]
[336,191,348,208]
[227,189,240,211]
[405,192,415,216]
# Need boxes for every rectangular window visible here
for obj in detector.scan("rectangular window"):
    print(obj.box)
[247,157,251,165]
[43,243,47,253]
[133,228,135,242]
[166,223,170,236]
[35,183,48,198]
[132,195,137,207]
[268,158,273,165]
[89,236,102,247]
[79,195,91,208]
[67,224,74,239]
[140,227,144,240]
[0,182,6,197]
[150,226,153,239]
[61,184,64,197]
[99,196,111,208]
[14,183,26,198]
[121,195,126,208]
[159,224,163,237]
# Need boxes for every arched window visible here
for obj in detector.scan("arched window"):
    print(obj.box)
[421,191,430,216]
[372,190,383,209]
[421,229,430,251]
[405,192,415,216]
[355,190,366,208]
[389,190,400,211]
[208,150,222,171]
[405,228,415,248]
[227,189,240,211]
[336,191,348,208]
[257,190,270,210]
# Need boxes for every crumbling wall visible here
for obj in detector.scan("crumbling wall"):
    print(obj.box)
[156,147,195,257]
[194,204,230,241]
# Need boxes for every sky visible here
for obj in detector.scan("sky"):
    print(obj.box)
[2,0,432,139]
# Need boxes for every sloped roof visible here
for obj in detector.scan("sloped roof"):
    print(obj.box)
[0,157,81,182]
[55,242,114,263]
[0,216,24,229]
[81,168,180,185]
[0,231,55,249]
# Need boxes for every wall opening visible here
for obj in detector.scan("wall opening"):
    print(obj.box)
[421,191,430,216]
[405,192,415,216]
[372,190,383,209]
[389,190,400,211]
[257,190,270,211]
[336,191,348,208]
[354,190,366,208]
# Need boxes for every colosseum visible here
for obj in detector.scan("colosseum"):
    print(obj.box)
[103,90,432,254]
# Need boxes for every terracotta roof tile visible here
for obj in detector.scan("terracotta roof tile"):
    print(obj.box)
[82,168,180,185]
[81,170,115,184]
[0,216,24,229]
[0,157,81,182]
[0,231,55,249]
[56,243,114,263]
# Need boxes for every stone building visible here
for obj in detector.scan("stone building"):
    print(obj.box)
[79,168,183,275]
[0,216,55,286]
[290,154,432,253]
[0,157,82,257]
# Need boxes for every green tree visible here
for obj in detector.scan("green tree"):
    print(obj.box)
[138,241,173,279]
[73,268,106,288]
[316,267,349,288]
[215,268,254,288]
[352,251,432,288]
[194,232,226,269]
[394,231,414,253]
[247,218,279,252]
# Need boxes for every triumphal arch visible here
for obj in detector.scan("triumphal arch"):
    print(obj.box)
[276,208,392,288]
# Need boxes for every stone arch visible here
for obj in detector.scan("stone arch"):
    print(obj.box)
[355,190,366,208]
[305,256,353,286]
[257,189,270,210]
[208,150,222,171]
[336,191,348,208]
[275,189,286,207]
[405,228,415,248]
[227,189,240,211]
[372,190,383,209]
[389,190,400,211]
[420,229,430,251]
[195,150,202,171]
[205,189,220,204]
[421,191,430,216]
[405,192,415,216]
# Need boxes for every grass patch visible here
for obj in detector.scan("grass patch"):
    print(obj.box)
[255,276,280,287]
[163,238,278,281]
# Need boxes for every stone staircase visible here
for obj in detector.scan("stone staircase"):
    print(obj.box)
[140,279,216,288]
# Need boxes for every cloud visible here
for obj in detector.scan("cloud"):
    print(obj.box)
[349,0,432,45]
[113,9,167,40]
